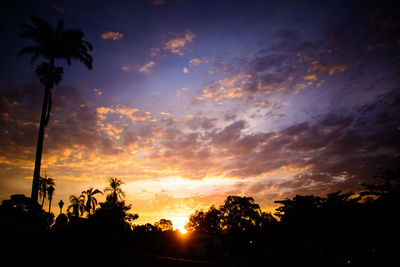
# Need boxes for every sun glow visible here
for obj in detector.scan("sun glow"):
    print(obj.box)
[171,217,188,234]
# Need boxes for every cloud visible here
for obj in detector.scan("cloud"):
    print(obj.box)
[176,87,189,97]
[93,88,102,96]
[193,72,254,103]
[307,61,348,75]
[185,115,218,131]
[101,31,124,40]
[138,61,156,73]
[163,31,195,56]
[189,57,210,66]
[2,79,399,212]
[149,47,161,57]
[182,67,189,73]
[97,106,152,122]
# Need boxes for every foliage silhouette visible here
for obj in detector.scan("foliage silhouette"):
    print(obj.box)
[220,196,266,233]
[18,16,93,203]
[186,205,222,234]
[47,185,55,213]
[67,194,85,217]
[38,174,54,208]
[187,196,276,236]
[81,187,102,215]
[91,194,139,230]
[155,219,174,231]
[104,177,125,202]
[90,178,138,236]
[1,173,400,266]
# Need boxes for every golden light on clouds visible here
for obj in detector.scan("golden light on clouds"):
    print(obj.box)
[163,32,195,56]
[138,61,156,73]
[2,0,399,229]
[101,31,124,40]
[189,57,209,66]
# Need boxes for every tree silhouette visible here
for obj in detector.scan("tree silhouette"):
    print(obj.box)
[38,175,54,208]
[18,16,93,203]
[186,196,275,236]
[186,205,222,234]
[361,169,400,198]
[47,185,55,213]
[220,196,263,233]
[104,177,125,203]
[274,194,323,224]
[67,195,85,217]
[81,187,102,216]
[91,178,138,235]
[91,194,138,231]
[155,219,173,231]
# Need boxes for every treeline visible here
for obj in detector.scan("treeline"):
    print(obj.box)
[182,169,400,266]
[0,177,138,265]
[0,170,399,266]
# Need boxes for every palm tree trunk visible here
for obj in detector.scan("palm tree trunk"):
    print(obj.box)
[31,57,54,204]
[41,193,46,208]
[31,88,49,203]
[49,198,52,213]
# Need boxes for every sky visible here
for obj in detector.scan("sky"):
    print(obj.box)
[0,0,399,229]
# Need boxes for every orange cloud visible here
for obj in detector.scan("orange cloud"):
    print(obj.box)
[101,31,124,40]
[97,106,152,122]
[308,61,348,75]
[138,61,155,73]
[163,32,195,56]
[189,57,210,66]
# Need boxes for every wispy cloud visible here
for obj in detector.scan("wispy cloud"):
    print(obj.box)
[97,106,152,122]
[149,47,161,57]
[138,61,156,73]
[163,31,195,56]
[121,65,130,72]
[101,31,124,40]
[176,87,189,97]
[189,57,210,66]
[93,88,102,96]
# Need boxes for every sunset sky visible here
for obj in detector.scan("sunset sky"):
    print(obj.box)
[0,0,399,228]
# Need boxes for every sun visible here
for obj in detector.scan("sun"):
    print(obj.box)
[171,217,188,234]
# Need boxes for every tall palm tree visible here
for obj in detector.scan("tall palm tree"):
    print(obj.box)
[67,195,85,217]
[81,187,102,216]
[47,185,55,213]
[18,16,93,203]
[104,177,125,202]
[39,175,55,208]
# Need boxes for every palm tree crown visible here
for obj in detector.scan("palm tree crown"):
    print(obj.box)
[18,16,93,203]
[81,187,102,215]
[38,175,55,208]
[47,185,55,213]
[104,177,125,202]
[19,16,93,69]
[67,195,85,217]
